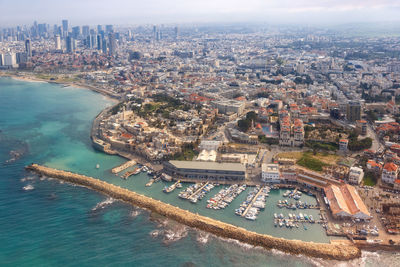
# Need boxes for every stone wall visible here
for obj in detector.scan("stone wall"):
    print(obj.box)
[26,164,361,261]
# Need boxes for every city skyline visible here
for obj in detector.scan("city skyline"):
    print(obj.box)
[1,0,400,27]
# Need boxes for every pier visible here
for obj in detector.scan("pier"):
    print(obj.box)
[242,187,264,217]
[26,164,362,261]
[111,160,136,174]
[187,182,210,200]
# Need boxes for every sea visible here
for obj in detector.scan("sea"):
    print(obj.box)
[0,77,399,266]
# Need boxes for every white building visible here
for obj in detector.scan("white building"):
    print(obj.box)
[199,140,222,151]
[3,53,17,67]
[348,166,364,185]
[382,162,399,185]
[261,164,280,182]
[213,100,245,115]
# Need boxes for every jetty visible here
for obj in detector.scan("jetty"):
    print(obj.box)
[26,164,361,261]
[111,160,136,174]
[242,186,264,217]
[188,182,210,199]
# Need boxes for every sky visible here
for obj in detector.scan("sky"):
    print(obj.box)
[1,0,400,27]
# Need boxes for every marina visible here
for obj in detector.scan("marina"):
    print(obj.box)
[206,184,246,210]
[274,212,319,229]
[235,185,270,221]
[178,182,215,203]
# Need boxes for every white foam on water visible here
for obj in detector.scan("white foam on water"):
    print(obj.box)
[92,197,115,212]
[22,184,34,191]
[196,231,210,245]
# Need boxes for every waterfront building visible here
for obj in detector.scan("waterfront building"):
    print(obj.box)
[261,164,280,183]
[324,184,371,220]
[163,160,246,181]
[348,167,364,185]
[3,53,17,67]
[382,162,399,185]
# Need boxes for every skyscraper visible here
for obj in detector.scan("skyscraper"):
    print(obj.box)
[72,26,81,39]
[97,35,103,51]
[174,26,179,40]
[108,33,117,56]
[82,25,90,37]
[62,19,68,33]
[66,36,74,53]
[25,39,32,58]
[105,25,113,33]
[55,35,61,50]
[346,101,361,122]
[102,38,107,54]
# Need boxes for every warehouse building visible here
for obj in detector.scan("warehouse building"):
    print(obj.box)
[163,160,246,181]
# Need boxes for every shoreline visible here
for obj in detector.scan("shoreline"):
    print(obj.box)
[0,71,120,102]
[26,164,361,261]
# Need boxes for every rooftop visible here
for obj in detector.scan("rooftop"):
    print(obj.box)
[169,160,246,172]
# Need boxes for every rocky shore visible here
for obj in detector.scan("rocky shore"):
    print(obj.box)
[26,163,361,261]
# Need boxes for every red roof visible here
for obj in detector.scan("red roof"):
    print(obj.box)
[384,162,399,172]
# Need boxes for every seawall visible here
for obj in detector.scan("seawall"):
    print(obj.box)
[26,164,361,261]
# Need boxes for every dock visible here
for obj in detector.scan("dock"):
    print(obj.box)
[112,160,136,174]
[121,167,141,179]
[188,182,210,199]
[163,180,181,193]
[242,187,264,217]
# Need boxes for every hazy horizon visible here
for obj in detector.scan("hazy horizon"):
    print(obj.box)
[1,0,400,27]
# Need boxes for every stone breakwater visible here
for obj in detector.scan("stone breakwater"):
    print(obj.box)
[26,164,361,260]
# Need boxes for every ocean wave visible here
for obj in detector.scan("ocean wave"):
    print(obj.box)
[22,184,34,191]
[130,209,141,218]
[150,229,161,238]
[196,231,210,245]
[20,175,36,182]
[162,226,188,245]
[91,197,115,212]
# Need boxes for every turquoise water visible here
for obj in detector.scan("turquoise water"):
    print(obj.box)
[0,77,396,266]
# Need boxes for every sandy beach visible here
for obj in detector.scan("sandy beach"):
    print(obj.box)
[0,71,120,101]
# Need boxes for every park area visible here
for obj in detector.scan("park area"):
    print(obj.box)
[276,151,342,172]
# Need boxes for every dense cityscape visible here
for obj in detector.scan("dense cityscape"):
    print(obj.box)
[2,16,400,264]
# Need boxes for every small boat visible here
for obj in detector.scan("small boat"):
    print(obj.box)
[96,164,100,169]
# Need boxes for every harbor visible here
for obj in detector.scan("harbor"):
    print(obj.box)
[206,184,246,210]
[26,164,362,260]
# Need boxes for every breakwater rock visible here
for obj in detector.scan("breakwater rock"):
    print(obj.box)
[26,164,361,260]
